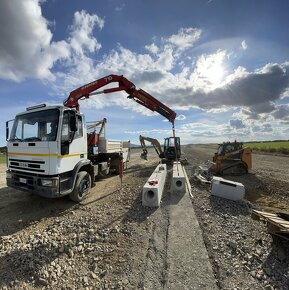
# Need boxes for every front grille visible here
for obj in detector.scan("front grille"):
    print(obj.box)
[9,158,46,173]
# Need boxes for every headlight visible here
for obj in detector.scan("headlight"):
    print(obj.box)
[41,178,58,187]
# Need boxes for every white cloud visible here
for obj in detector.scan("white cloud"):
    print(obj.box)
[2,3,289,143]
[166,28,202,52]
[0,1,104,82]
[0,0,71,81]
[145,43,159,54]
[175,114,186,121]
[241,40,248,50]
[54,38,289,124]
[155,46,175,71]
[69,10,104,56]
[124,129,172,135]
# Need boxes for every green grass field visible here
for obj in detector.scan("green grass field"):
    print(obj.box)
[0,155,6,164]
[246,141,289,154]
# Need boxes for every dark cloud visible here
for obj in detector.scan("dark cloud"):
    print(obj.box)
[272,104,289,120]
[241,109,261,120]
[252,123,273,132]
[132,70,166,85]
[253,102,276,113]
[230,119,246,129]
[164,63,289,118]
[262,124,273,132]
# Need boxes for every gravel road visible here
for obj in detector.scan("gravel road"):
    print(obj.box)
[0,146,288,289]
[0,150,170,289]
[183,145,289,290]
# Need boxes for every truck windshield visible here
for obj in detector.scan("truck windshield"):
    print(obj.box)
[10,109,60,142]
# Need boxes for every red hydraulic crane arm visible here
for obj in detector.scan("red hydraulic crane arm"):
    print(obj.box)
[63,74,176,123]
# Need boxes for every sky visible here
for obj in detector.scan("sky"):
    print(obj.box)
[1,0,289,146]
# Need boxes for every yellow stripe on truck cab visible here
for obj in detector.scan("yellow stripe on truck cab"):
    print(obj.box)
[8,152,87,158]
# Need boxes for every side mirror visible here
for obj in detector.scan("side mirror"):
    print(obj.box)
[6,119,14,141]
[6,121,9,141]
[69,111,77,132]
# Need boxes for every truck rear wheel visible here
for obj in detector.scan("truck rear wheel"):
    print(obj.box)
[69,171,91,202]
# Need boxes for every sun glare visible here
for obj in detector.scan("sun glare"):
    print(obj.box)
[194,51,227,89]
[205,63,224,86]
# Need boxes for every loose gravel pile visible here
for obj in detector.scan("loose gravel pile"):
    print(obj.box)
[0,181,154,290]
[190,181,289,290]
[1,147,289,290]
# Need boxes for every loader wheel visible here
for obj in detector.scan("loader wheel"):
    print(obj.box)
[69,172,91,202]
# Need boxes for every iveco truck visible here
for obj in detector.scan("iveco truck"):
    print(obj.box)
[6,104,130,202]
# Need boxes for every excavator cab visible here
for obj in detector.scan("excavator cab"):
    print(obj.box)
[163,137,181,160]
[139,135,181,161]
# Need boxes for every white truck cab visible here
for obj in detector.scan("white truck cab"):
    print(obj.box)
[6,104,130,201]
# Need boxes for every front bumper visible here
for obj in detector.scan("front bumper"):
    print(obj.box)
[6,170,60,198]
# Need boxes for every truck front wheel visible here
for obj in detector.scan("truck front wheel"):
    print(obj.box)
[69,171,91,202]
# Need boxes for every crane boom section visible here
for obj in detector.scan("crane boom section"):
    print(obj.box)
[64,74,176,123]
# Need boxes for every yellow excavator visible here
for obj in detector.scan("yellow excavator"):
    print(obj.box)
[139,135,181,161]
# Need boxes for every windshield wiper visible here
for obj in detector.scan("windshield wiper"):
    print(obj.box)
[9,138,22,142]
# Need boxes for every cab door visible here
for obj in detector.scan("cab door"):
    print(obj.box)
[59,111,87,173]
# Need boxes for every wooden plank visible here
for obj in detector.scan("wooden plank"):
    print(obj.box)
[269,218,289,227]
[252,210,289,224]
[272,224,289,231]
[265,219,289,229]
[260,212,277,218]
[252,210,289,233]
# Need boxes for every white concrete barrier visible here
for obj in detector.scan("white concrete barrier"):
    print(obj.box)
[211,177,245,201]
[171,162,187,193]
[142,164,167,207]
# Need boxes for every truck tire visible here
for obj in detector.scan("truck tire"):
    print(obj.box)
[69,171,91,202]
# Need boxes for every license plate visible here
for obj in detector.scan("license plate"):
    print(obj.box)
[19,178,27,184]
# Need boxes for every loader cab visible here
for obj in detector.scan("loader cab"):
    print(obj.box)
[216,142,243,156]
[163,137,181,160]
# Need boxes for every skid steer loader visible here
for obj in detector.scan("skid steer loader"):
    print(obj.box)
[197,141,252,181]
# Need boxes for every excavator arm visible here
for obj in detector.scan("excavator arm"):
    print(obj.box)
[139,135,164,160]
[64,74,176,123]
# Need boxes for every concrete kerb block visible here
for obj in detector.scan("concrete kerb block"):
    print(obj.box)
[142,164,167,207]
[211,176,245,201]
[171,161,187,194]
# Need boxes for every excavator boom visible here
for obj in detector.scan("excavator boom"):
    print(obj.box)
[139,135,164,160]
[64,74,176,123]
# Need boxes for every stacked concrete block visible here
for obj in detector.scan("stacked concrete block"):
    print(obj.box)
[171,161,187,193]
[142,164,167,207]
